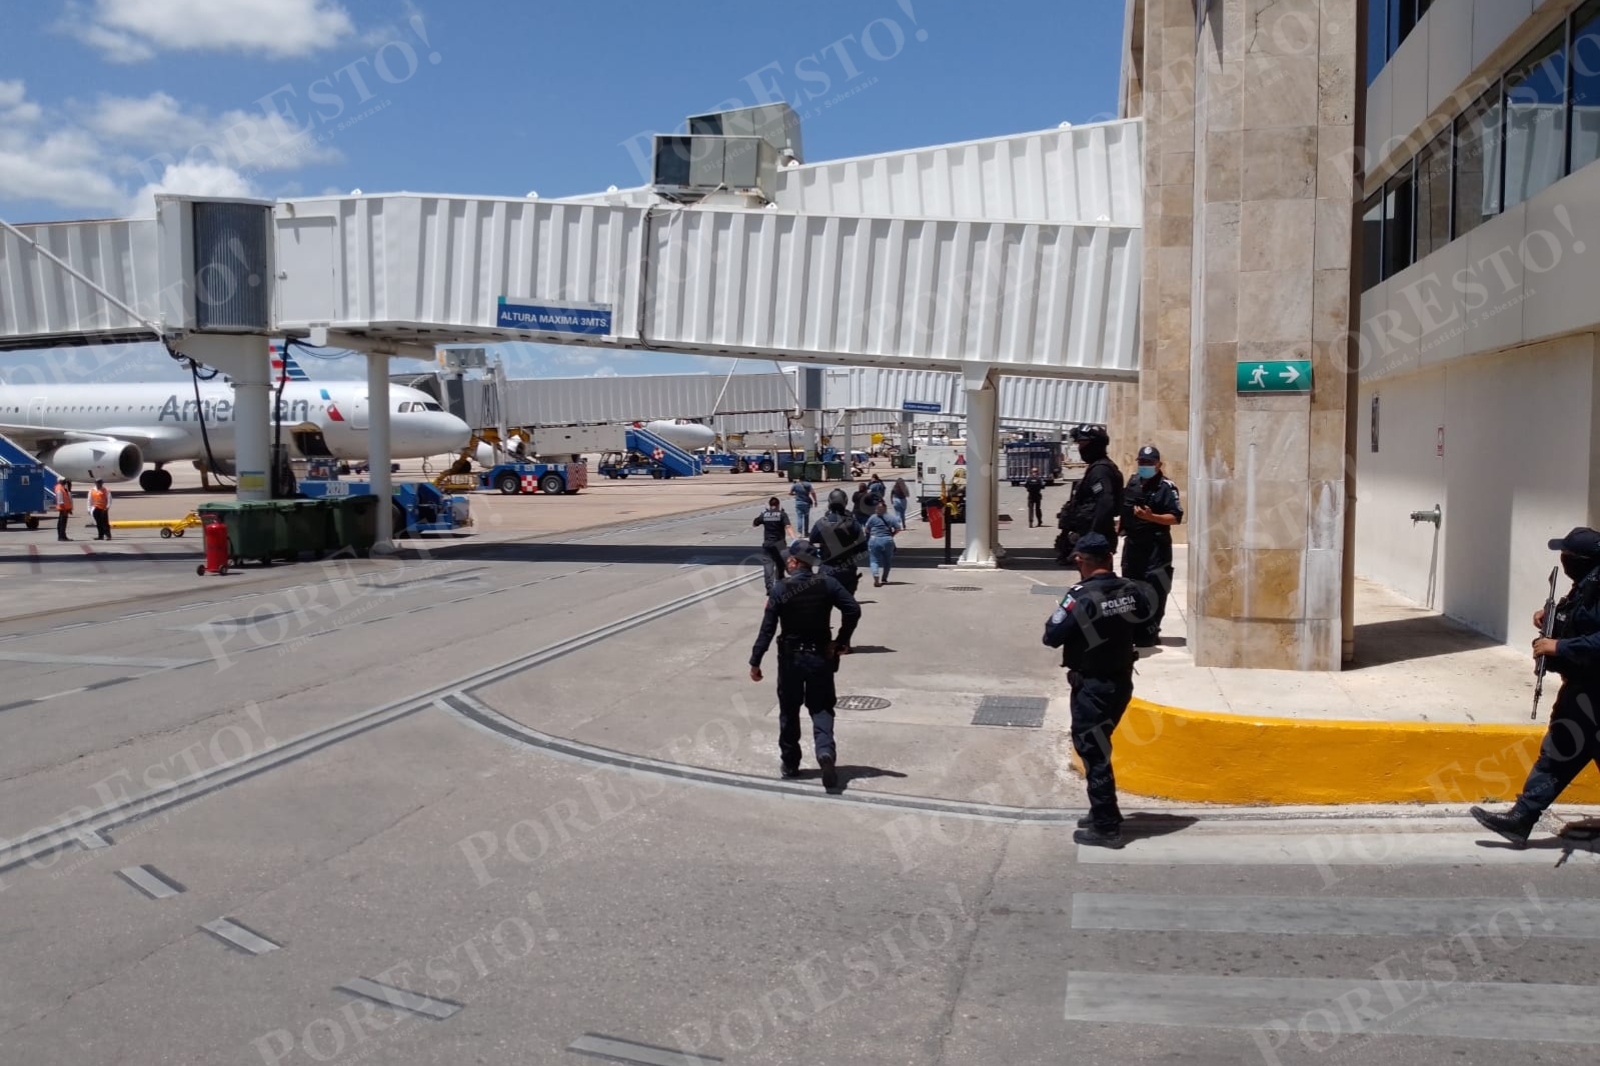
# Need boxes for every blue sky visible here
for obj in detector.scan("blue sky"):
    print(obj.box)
[0,0,1124,383]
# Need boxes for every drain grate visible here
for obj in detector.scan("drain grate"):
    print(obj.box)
[836,695,891,711]
[945,586,982,592]
[971,695,1049,728]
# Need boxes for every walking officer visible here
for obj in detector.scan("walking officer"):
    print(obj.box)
[1055,425,1123,565]
[753,495,793,592]
[1042,532,1149,848]
[1472,528,1600,846]
[749,538,861,790]
[810,487,866,594]
[1119,445,1182,646]
[1024,467,1046,528]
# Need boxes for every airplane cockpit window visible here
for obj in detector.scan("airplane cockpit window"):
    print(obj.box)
[422,402,443,411]
[397,402,411,413]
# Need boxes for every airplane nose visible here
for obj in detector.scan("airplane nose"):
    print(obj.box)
[431,413,471,452]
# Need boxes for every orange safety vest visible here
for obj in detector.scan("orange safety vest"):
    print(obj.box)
[90,487,109,510]
[55,485,73,513]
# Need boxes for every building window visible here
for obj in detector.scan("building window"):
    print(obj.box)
[1454,89,1504,238]
[1504,28,1569,207]
[1571,1,1600,172]
[1383,162,1415,279]
[1367,0,1390,85]
[1361,191,1384,290]
[1415,131,1452,258]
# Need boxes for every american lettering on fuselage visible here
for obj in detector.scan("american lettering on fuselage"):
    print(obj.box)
[154,395,312,424]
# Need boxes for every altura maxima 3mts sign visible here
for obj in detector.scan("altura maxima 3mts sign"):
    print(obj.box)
[496,298,613,336]
[1236,360,1313,394]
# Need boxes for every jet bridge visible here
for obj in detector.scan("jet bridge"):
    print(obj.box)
[0,110,1142,563]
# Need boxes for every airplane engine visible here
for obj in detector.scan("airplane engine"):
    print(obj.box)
[40,440,143,482]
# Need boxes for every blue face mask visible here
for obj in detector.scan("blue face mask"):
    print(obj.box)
[1137,465,1158,479]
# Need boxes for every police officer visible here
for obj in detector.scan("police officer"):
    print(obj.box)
[810,487,866,594]
[753,495,792,592]
[1024,467,1046,528]
[1042,532,1149,849]
[1472,528,1600,846]
[1056,425,1123,565]
[1119,445,1182,647]
[750,538,861,789]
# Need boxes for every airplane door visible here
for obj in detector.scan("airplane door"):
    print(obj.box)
[352,393,368,430]
[28,398,44,425]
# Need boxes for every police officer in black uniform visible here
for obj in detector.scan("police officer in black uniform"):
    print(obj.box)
[753,495,792,592]
[1024,467,1047,527]
[1472,528,1600,845]
[1056,425,1124,565]
[810,487,866,594]
[1043,532,1150,849]
[750,538,862,790]
[1119,445,1183,647]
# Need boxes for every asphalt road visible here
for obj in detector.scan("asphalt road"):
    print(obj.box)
[3,502,1600,1066]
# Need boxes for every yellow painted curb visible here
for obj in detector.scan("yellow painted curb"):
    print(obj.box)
[1093,698,1600,805]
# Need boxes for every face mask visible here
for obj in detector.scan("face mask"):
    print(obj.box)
[1563,555,1598,582]
[1137,465,1157,479]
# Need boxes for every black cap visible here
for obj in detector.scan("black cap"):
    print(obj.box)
[1549,527,1600,556]
[787,538,820,566]
[1073,532,1113,558]
[1073,424,1109,444]
[1137,445,1160,462]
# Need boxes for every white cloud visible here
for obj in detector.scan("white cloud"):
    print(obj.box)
[591,366,619,378]
[85,91,341,175]
[129,160,258,216]
[68,0,356,62]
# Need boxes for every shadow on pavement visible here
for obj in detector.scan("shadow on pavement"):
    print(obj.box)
[1347,612,1502,669]
[790,764,908,795]
[1121,813,1199,839]
[846,645,895,654]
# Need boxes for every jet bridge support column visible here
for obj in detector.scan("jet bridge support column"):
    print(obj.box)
[958,364,999,569]
[367,353,394,551]
[168,334,272,502]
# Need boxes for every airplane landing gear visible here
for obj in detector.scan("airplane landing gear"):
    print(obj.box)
[138,468,174,493]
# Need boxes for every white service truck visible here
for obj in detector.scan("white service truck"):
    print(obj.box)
[914,444,969,521]
[529,424,627,461]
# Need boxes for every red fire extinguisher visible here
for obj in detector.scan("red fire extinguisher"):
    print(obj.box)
[197,516,231,577]
[927,505,944,540]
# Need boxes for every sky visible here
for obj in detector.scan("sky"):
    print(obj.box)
[0,0,1125,384]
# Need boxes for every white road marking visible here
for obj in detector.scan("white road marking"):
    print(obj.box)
[1072,893,1585,937]
[567,1033,722,1065]
[116,865,183,900]
[200,918,279,955]
[338,977,459,1020]
[0,651,200,669]
[1075,829,1600,867]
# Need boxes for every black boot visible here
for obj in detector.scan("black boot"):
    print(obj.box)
[818,755,839,791]
[1073,825,1124,849]
[1470,806,1534,847]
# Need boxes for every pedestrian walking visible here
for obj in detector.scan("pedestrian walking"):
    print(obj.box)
[1118,446,1182,646]
[753,496,793,592]
[1055,425,1124,564]
[1042,532,1150,849]
[810,487,866,595]
[1472,528,1600,846]
[1024,467,1046,527]
[891,477,911,528]
[864,501,902,586]
[54,478,73,541]
[790,476,817,538]
[90,478,112,541]
[749,538,861,789]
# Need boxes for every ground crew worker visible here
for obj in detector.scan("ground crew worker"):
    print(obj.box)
[1472,528,1600,846]
[753,496,792,592]
[1056,425,1123,565]
[790,477,817,538]
[1043,532,1149,849]
[1119,445,1182,646]
[811,487,866,594]
[90,479,112,541]
[749,538,861,789]
[54,478,73,542]
[1024,467,1046,527]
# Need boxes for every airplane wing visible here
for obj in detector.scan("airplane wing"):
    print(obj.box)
[0,422,189,451]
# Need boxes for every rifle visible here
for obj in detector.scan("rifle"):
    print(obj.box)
[1533,566,1560,720]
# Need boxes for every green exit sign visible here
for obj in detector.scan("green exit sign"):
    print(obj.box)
[1237,360,1312,394]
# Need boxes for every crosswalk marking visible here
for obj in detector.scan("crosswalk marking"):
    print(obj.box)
[1070,892,1594,936]
[1063,971,1600,1043]
[1075,828,1600,866]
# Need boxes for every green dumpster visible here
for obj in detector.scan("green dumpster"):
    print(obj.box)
[822,460,846,482]
[276,499,330,559]
[327,494,379,555]
[197,500,279,566]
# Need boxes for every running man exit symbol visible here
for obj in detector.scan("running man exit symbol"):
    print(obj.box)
[1235,360,1313,394]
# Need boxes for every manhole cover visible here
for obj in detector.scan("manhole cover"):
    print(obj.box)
[945,586,981,592]
[836,695,892,712]
[972,695,1049,728]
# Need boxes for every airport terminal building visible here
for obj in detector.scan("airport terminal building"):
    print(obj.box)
[1119,0,1600,662]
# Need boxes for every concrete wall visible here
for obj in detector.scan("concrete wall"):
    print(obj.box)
[1356,334,1596,642]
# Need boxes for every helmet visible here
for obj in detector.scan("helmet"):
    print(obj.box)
[827,488,849,509]
[1074,424,1109,445]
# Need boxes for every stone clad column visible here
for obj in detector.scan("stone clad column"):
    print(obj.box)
[1185,0,1358,670]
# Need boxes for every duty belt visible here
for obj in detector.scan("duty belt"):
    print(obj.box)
[779,636,831,655]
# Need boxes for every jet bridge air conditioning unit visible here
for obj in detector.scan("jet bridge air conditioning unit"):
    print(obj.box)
[652,103,801,204]
[155,196,275,334]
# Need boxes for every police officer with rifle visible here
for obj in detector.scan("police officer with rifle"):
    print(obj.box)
[1472,528,1600,846]
[1056,425,1124,566]
[1043,532,1151,849]
[750,538,861,790]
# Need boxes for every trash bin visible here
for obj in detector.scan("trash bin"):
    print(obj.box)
[822,460,845,482]
[276,499,330,559]
[327,495,379,555]
[197,500,279,566]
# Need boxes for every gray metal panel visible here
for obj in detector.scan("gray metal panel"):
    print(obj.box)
[0,217,161,346]
[466,371,795,428]
[820,367,1107,425]
[192,202,272,331]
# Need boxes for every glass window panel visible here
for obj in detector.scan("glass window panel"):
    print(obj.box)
[1504,29,1568,206]
[1571,1,1600,172]
[1367,0,1389,85]
[1362,191,1384,290]
[1454,90,1503,238]
[1383,164,1415,279]
[1415,131,1452,259]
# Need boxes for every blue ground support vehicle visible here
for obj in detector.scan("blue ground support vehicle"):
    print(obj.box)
[597,452,669,479]
[296,475,471,535]
[474,459,588,495]
[0,462,47,530]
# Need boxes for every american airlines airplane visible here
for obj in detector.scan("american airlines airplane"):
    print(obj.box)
[0,350,471,492]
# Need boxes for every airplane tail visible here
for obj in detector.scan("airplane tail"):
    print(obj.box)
[269,341,311,383]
